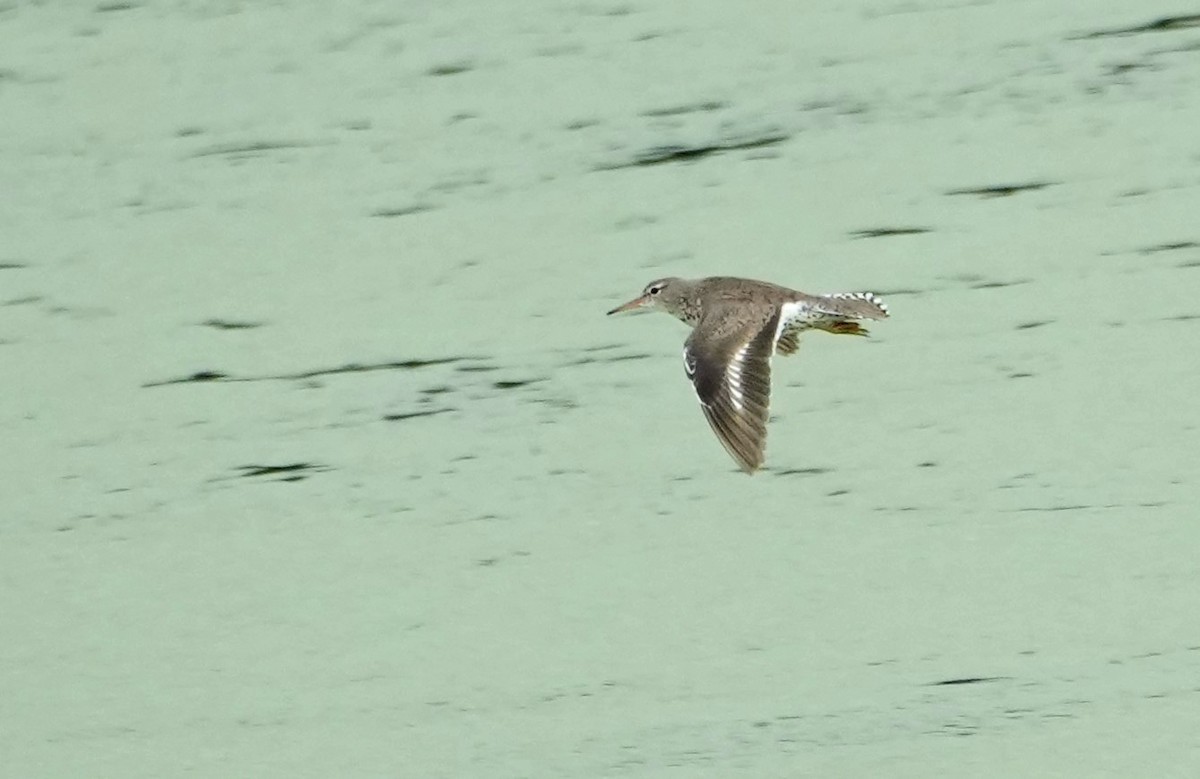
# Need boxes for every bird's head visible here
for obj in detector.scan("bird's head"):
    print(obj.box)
[606,277,686,316]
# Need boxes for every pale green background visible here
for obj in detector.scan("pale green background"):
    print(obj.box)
[3,1,1199,776]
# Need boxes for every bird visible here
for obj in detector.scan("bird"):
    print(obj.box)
[607,276,888,473]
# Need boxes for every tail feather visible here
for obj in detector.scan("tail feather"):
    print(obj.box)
[817,292,889,320]
[776,291,889,354]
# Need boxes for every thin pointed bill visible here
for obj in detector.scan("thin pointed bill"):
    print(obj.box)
[606,294,651,315]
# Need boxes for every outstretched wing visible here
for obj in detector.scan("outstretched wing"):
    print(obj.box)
[683,309,781,473]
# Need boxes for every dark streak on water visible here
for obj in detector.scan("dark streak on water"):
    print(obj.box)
[1137,241,1198,255]
[640,101,727,117]
[849,227,931,239]
[945,182,1056,198]
[427,61,474,76]
[874,288,925,297]
[1072,14,1200,39]
[372,204,437,218]
[201,319,263,330]
[929,677,1006,686]
[189,140,322,158]
[600,133,789,169]
[971,279,1031,290]
[234,463,329,481]
[384,408,453,422]
[144,358,479,387]
[568,353,653,366]
[1017,504,1092,512]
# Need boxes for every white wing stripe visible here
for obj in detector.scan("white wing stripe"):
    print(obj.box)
[726,344,748,411]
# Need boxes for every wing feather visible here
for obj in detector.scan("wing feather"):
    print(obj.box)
[683,309,780,473]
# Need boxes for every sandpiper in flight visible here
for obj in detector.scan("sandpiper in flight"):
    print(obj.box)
[607,276,888,473]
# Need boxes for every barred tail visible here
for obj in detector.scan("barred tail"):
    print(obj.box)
[816,291,889,320]
[812,292,888,337]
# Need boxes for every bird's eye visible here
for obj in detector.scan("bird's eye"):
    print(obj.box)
[648,285,663,296]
